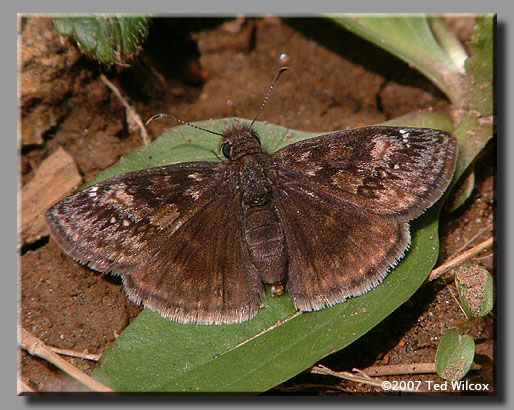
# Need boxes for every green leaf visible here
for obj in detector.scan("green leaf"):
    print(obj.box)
[429,17,468,71]
[90,118,450,392]
[53,15,150,66]
[443,15,494,204]
[455,264,495,318]
[453,112,493,184]
[464,15,495,115]
[328,15,466,106]
[85,119,318,187]
[435,329,475,381]
[381,110,455,132]
[443,167,475,214]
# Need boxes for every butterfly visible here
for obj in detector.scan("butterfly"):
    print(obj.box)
[45,68,457,325]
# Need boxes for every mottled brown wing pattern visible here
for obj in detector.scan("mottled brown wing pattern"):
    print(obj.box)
[272,183,410,311]
[271,126,457,220]
[46,162,226,281]
[46,161,264,324]
[122,192,264,324]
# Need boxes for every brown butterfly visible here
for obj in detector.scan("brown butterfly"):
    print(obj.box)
[46,68,457,324]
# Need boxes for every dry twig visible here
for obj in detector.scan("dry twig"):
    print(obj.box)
[311,364,434,393]
[311,364,384,389]
[18,327,113,393]
[46,346,101,362]
[428,237,493,282]
[358,362,480,376]
[100,73,150,146]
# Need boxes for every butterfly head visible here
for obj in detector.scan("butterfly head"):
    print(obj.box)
[220,120,262,161]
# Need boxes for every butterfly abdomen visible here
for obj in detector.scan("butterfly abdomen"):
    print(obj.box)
[241,201,287,286]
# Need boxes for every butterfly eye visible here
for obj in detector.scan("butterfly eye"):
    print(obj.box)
[222,142,232,158]
[252,134,261,145]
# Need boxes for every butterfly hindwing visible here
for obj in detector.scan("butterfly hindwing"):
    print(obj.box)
[272,182,410,311]
[122,192,264,324]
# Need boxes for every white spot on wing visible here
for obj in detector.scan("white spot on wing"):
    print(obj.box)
[185,187,201,201]
[88,186,98,197]
[187,172,204,181]
[305,165,323,177]
[298,151,311,161]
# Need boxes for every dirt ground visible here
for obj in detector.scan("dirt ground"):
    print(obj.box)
[19,16,495,394]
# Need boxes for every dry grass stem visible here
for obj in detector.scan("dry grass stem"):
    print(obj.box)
[18,327,113,393]
[428,237,493,281]
[100,74,150,146]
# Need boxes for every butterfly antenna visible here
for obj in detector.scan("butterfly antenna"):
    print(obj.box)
[145,113,224,137]
[249,67,290,129]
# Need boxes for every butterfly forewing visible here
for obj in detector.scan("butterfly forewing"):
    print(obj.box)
[271,126,457,220]
[46,162,227,278]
